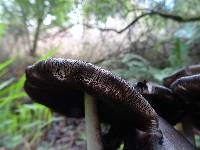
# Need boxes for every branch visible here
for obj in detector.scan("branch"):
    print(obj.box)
[93,48,130,65]
[83,13,151,34]
[152,10,200,22]
[84,10,200,34]
[52,24,74,38]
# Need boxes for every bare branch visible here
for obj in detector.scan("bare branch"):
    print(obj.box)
[83,13,151,34]
[52,24,74,38]
[84,10,200,34]
[152,10,200,22]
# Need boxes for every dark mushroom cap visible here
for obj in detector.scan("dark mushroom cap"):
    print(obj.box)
[113,116,196,150]
[170,74,200,102]
[163,64,200,87]
[171,75,200,130]
[133,81,184,124]
[171,74,200,105]
[170,74,200,131]
[24,58,158,131]
[134,81,174,101]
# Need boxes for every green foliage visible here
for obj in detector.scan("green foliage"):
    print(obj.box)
[0,23,6,40]
[0,0,75,27]
[83,0,132,22]
[0,62,51,149]
[0,49,58,148]
[0,58,13,78]
[36,46,59,62]
[181,24,200,45]
[0,0,75,55]
[169,38,188,68]
[146,37,190,82]
[195,135,200,148]
[173,0,200,17]
[101,53,155,81]
[100,48,190,83]
[117,53,153,80]
[48,0,75,26]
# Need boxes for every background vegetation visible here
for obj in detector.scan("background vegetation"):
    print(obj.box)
[0,0,200,149]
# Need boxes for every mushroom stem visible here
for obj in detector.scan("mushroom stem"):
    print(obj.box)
[182,115,195,146]
[84,93,103,150]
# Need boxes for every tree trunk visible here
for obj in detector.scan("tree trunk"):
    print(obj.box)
[30,18,42,56]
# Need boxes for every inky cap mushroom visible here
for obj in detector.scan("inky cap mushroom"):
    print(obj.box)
[170,74,200,131]
[122,116,196,150]
[133,81,184,124]
[24,58,158,132]
[24,58,197,150]
[163,64,200,87]
[171,74,200,104]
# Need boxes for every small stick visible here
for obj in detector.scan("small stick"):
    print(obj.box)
[84,93,103,150]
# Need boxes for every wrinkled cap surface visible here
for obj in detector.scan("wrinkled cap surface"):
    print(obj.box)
[171,74,200,104]
[133,81,183,124]
[24,58,158,131]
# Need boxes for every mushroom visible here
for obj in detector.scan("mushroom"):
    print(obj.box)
[171,74,200,104]
[164,72,200,146]
[163,64,200,87]
[170,74,200,128]
[24,58,158,130]
[24,58,196,150]
[133,81,184,125]
[123,116,196,150]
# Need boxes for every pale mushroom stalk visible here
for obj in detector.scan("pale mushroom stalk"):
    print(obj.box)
[84,93,103,150]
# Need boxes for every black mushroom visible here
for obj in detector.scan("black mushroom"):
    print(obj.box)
[171,74,200,103]
[24,58,158,131]
[24,58,196,150]
[163,64,200,87]
[163,68,200,146]
[133,81,184,125]
[170,74,200,129]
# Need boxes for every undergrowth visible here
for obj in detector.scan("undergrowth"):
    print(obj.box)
[0,49,58,149]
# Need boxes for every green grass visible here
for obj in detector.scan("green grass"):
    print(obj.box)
[0,48,58,149]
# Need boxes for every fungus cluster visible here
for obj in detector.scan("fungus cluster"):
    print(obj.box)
[24,58,198,150]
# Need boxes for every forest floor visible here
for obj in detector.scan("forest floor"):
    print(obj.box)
[1,117,87,150]
[37,117,86,150]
